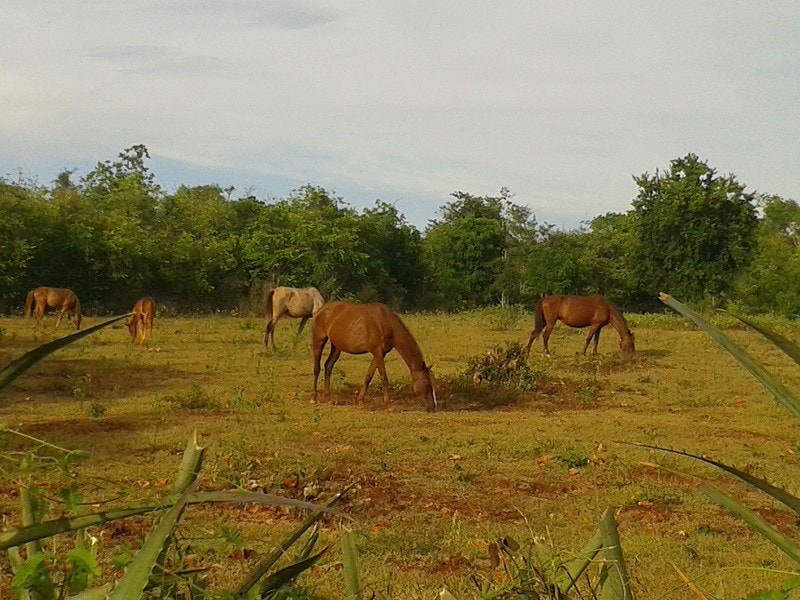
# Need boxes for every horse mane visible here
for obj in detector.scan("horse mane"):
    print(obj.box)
[383,307,425,370]
[607,303,631,334]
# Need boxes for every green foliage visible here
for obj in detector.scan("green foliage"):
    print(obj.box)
[631,154,758,303]
[466,342,542,391]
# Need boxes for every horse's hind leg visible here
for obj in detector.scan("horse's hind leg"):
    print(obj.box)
[311,335,327,402]
[323,345,341,402]
[542,323,556,355]
[524,325,544,357]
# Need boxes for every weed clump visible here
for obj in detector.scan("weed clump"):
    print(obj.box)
[467,342,541,391]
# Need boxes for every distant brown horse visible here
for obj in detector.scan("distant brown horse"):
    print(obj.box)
[127,297,155,345]
[525,295,635,356]
[311,301,437,411]
[264,286,325,349]
[24,287,82,330]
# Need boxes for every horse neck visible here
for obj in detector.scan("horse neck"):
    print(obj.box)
[389,315,425,372]
[608,306,629,338]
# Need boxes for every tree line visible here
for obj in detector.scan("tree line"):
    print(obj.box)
[2,145,799,316]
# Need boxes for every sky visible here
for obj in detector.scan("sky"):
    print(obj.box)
[2,1,799,231]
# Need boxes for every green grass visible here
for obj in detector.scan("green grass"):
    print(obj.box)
[3,310,800,597]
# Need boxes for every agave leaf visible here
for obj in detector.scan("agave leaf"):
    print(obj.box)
[235,484,354,597]
[341,531,362,600]
[0,314,132,394]
[598,507,634,600]
[171,431,205,496]
[634,444,800,515]
[700,484,800,566]
[725,312,800,367]
[189,490,342,514]
[555,529,603,594]
[1,491,338,551]
[0,504,170,551]
[67,583,113,600]
[659,293,800,421]
[20,487,44,558]
[108,483,194,600]
[255,546,329,596]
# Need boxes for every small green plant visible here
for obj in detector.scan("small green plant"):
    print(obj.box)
[86,401,106,418]
[170,384,218,410]
[466,342,542,391]
[486,305,527,331]
[444,508,633,599]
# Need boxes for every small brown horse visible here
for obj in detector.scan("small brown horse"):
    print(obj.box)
[24,287,82,330]
[525,295,635,356]
[264,286,325,349]
[127,297,156,345]
[311,301,437,411]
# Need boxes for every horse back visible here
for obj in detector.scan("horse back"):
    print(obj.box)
[542,294,611,327]
[314,302,393,354]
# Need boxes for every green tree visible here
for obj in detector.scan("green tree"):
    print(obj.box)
[355,201,424,307]
[422,191,508,309]
[735,195,800,316]
[630,154,758,303]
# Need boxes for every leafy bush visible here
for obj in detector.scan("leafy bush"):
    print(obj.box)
[466,342,542,390]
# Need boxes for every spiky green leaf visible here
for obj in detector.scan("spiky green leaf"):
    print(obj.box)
[701,485,800,566]
[659,293,800,421]
[108,484,194,600]
[726,312,800,367]
[635,444,800,515]
[0,314,131,393]
[341,531,362,599]
[598,507,634,600]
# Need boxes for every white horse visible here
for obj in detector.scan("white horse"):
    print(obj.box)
[263,286,325,349]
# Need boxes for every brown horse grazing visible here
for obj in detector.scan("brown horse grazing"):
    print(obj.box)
[311,301,437,411]
[127,297,156,345]
[24,287,82,330]
[264,286,325,349]
[525,295,635,356]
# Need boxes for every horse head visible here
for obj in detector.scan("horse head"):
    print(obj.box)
[620,330,635,354]
[412,363,437,412]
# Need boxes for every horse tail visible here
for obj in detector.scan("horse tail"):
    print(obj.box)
[24,290,35,319]
[534,299,545,333]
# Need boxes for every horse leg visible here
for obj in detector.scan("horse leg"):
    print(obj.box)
[311,336,327,402]
[358,357,379,402]
[55,307,66,330]
[582,326,600,355]
[524,325,544,357]
[592,325,606,355]
[323,345,341,403]
[293,317,309,346]
[374,354,391,403]
[542,323,556,355]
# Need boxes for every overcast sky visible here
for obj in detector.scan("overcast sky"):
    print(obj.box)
[2,1,798,230]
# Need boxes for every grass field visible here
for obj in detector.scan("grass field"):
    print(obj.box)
[2,309,800,598]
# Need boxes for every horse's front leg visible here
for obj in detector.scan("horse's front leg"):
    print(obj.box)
[375,354,391,404]
[582,325,602,355]
[358,356,379,402]
[592,325,604,355]
[54,309,66,330]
